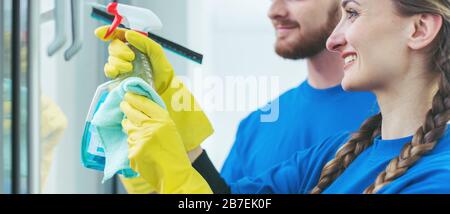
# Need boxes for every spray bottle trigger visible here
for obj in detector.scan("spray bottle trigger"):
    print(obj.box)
[104,2,123,39]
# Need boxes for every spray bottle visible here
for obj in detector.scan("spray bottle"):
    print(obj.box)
[81,3,162,173]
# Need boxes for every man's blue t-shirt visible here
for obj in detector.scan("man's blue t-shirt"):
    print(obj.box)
[230,127,450,194]
[221,80,378,183]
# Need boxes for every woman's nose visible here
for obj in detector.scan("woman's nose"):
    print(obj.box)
[326,28,347,53]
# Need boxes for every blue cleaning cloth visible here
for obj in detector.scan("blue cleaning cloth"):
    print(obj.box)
[91,77,166,183]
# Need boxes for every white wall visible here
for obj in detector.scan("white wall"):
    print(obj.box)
[185,0,308,169]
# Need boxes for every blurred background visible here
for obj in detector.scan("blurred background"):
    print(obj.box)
[0,0,307,194]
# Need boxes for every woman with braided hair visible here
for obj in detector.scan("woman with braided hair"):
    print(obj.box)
[310,0,450,194]
[116,0,450,194]
[288,0,449,193]
[191,0,450,194]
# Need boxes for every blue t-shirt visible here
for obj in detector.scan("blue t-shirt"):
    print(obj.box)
[230,127,450,194]
[221,81,378,183]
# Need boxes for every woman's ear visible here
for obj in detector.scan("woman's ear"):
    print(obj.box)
[408,13,443,50]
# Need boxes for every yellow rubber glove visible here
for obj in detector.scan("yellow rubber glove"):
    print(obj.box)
[120,92,212,194]
[95,26,214,194]
[120,172,155,194]
[119,175,156,194]
[3,101,11,130]
[95,26,214,152]
[2,95,67,191]
[40,95,68,190]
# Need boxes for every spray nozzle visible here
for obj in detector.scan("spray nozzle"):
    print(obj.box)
[103,2,163,39]
[104,2,123,39]
[91,2,203,64]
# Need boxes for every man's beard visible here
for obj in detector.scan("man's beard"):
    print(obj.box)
[275,9,340,59]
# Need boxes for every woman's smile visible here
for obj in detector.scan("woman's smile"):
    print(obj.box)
[342,52,358,71]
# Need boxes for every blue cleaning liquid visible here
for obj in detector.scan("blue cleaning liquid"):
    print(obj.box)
[81,88,139,178]
[81,45,153,176]
[81,121,106,171]
[81,91,109,171]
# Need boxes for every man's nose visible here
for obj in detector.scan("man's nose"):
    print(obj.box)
[268,0,288,20]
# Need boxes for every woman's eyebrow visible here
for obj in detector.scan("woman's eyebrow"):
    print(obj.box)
[342,0,361,8]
